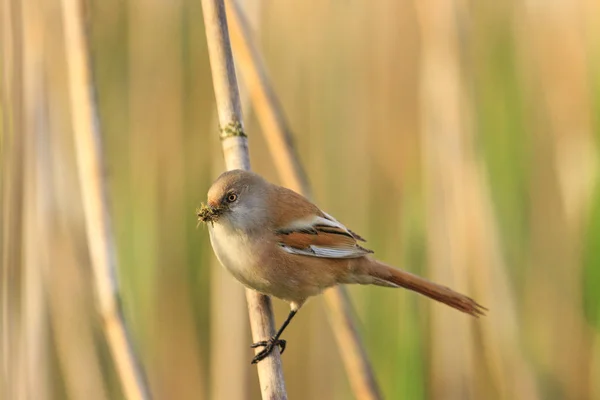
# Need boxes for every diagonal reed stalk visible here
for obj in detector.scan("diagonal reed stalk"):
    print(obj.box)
[200,0,288,398]
[225,1,382,399]
[60,0,151,399]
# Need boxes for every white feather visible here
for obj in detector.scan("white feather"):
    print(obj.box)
[279,213,351,234]
[277,211,369,259]
[321,211,342,224]
[310,245,365,258]
[279,244,367,259]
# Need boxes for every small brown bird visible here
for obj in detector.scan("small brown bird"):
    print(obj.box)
[198,169,485,364]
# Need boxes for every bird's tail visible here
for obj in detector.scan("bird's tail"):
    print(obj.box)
[363,259,486,317]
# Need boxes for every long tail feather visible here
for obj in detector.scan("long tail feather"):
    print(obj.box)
[367,260,486,317]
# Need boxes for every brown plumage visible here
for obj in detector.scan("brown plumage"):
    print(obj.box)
[199,169,486,363]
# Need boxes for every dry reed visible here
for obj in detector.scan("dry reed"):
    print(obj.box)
[226,1,382,398]
[60,0,151,398]
[200,0,288,398]
[0,0,26,397]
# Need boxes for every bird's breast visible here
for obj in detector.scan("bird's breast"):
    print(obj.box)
[208,222,269,290]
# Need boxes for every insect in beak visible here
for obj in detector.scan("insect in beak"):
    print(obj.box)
[196,203,223,227]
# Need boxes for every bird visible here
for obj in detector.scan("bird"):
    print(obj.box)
[197,169,486,364]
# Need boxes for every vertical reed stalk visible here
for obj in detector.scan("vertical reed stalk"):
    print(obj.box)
[415,2,474,398]
[0,0,25,397]
[209,3,262,398]
[209,118,250,400]
[225,1,382,398]
[514,3,594,397]
[60,0,151,398]
[417,2,539,399]
[200,0,288,398]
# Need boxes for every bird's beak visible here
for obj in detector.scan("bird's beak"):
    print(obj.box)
[196,202,223,226]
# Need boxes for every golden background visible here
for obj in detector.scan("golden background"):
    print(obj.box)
[1,0,600,399]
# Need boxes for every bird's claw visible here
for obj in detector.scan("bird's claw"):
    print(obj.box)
[250,338,287,364]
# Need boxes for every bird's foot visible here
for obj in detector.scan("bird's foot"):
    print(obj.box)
[250,337,287,364]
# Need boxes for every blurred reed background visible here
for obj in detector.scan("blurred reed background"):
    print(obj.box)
[2,0,600,399]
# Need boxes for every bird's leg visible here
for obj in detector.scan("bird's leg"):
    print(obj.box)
[251,309,297,364]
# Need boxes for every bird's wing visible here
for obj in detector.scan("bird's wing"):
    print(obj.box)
[275,214,373,259]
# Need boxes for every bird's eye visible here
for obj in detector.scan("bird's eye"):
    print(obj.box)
[226,193,238,203]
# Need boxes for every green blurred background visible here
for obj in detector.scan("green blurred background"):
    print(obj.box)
[2,0,600,399]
